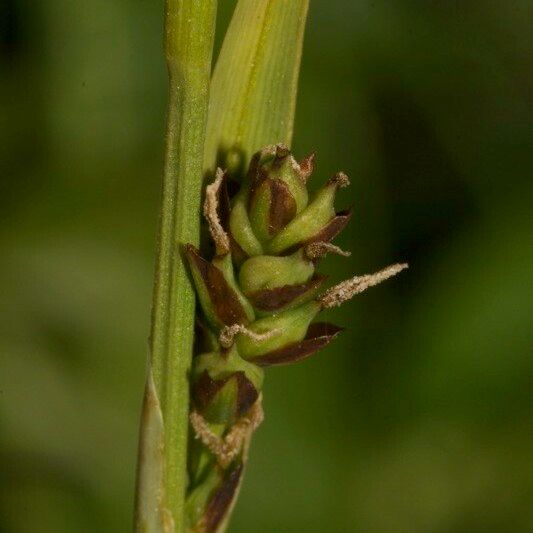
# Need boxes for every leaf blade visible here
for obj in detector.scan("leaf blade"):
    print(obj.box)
[204,0,309,176]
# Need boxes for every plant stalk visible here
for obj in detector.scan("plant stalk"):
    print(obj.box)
[135,1,217,531]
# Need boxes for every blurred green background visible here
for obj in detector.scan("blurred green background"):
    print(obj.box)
[2,1,532,531]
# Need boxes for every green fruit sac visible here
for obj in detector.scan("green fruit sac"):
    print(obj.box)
[229,192,263,257]
[248,179,275,243]
[249,177,301,244]
[267,180,339,254]
[236,301,321,359]
[267,154,309,213]
[239,148,310,249]
[255,146,309,214]
[194,348,264,389]
[238,248,314,294]
[192,347,264,426]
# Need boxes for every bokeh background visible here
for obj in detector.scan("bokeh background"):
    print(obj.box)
[2,1,532,531]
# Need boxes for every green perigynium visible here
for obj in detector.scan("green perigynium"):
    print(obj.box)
[184,144,407,531]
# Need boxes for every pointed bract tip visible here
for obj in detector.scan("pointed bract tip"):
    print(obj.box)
[298,152,316,182]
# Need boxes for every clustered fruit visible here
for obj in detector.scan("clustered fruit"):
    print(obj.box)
[184,144,407,531]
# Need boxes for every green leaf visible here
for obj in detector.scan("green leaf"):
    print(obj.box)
[204,0,309,177]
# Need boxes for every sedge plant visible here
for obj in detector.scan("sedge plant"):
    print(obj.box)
[134,1,406,532]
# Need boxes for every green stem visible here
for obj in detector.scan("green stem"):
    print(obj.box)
[135,1,217,531]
